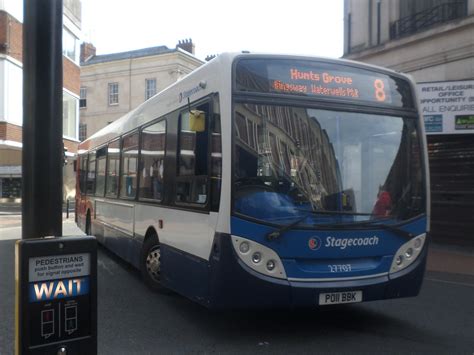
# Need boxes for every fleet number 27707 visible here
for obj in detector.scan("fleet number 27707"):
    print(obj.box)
[328,264,352,273]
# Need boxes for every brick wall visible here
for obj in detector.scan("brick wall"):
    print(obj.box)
[0,12,7,51]
[0,10,80,155]
[0,149,21,165]
[8,13,22,62]
[0,122,78,154]
[0,122,22,142]
[0,10,79,95]
[0,11,23,63]
[0,122,5,139]
[64,57,80,94]
[64,138,78,154]
[80,42,96,62]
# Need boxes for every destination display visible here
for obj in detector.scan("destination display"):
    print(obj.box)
[235,59,415,108]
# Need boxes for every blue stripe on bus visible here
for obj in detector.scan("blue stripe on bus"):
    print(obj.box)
[230,215,427,279]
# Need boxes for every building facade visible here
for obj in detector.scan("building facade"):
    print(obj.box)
[343,0,474,244]
[0,0,82,202]
[79,39,203,140]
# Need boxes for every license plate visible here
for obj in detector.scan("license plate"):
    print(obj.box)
[318,290,363,305]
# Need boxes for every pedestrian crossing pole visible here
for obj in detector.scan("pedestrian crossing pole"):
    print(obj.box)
[22,0,63,239]
[16,1,98,354]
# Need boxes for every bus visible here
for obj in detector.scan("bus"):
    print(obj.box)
[76,53,430,308]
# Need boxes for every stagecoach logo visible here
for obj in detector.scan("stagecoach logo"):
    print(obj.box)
[309,235,379,251]
[178,81,207,103]
[308,236,322,250]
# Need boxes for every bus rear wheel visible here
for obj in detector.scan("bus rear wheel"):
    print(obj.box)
[141,236,167,292]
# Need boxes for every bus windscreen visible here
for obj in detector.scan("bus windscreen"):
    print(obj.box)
[235,59,415,108]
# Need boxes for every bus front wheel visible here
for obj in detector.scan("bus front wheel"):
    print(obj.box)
[141,236,167,292]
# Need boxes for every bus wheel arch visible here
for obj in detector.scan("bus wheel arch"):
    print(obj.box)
[141,227,166,291]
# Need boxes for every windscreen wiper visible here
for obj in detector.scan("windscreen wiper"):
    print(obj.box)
[296,209,377,216]
[266,213,312,241]
[266,210,374,241]
[266,211,418,240]
[318,218,415,239]
[365,220,415,239]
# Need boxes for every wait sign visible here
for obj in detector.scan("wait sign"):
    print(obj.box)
[16,236,97,355]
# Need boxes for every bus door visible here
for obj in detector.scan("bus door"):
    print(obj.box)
[159,99,222,296]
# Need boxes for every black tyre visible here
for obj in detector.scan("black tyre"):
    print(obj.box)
[141,236,167,292]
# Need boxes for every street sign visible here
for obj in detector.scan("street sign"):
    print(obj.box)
[418,80,474,135]
[15,236,97,355]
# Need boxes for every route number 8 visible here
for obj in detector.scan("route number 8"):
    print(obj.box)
[374,79,386,102]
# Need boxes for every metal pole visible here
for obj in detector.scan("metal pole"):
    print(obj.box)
[22,0,63,239]
[67,199,69,219]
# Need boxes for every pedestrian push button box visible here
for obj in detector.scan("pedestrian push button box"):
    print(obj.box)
[15,236,97,355]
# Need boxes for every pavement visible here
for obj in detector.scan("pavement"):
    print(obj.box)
[0,202,21,216]
[427,243,474,276]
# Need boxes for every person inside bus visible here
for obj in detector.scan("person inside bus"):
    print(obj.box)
[372,185,392,217]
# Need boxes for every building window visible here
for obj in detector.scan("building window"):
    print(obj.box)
[108,83,119,105]
[392,0,468,39]
[79,123,87,142]
[63,91,78,139]
[78,155,88,194]
[63,28,79,63]
[0,178,22,198]
[145,78,157,100]
[80,87,87,108]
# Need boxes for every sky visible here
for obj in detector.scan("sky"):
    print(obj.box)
[81,0,344,61]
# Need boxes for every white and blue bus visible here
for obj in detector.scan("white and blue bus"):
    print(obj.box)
[76,53,430,308]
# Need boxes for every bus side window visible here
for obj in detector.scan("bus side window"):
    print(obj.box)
[139,120,166,201]
[95,146,107,197]
[176,102,209,205]
[79,155,88,194]
[86,152,96,195]
[106,139,120,197]
[210,112,222,212]
[120,131,139,199]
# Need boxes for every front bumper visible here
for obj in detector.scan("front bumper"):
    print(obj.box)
[208,233,427,309]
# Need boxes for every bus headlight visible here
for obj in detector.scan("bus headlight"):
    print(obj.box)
[239,241,250,253]
[266,260,276,271]
[252,252,262,264]
[390,233,426,274]
[232,236,287,279]
[396,255,403,266]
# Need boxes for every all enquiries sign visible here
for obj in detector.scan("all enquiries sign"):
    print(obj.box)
[417,80,474,135]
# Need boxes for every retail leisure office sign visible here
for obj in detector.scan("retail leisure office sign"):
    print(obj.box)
[418,80,474,135]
